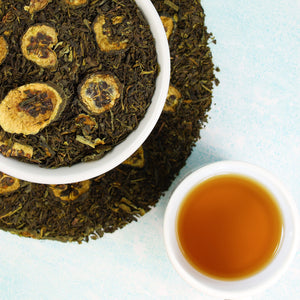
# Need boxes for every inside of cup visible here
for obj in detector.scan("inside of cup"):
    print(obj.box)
[164,161,299,298]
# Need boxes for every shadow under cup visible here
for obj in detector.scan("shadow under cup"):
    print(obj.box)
[163,161,299,299]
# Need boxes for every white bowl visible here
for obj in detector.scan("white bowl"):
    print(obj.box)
[164,161,299,298]
[0,0,170,184]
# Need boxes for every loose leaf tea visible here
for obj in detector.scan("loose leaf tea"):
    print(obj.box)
[0,0,158,168]
[0,0,218,243]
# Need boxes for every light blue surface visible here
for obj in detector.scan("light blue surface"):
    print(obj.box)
[0,0,299,299]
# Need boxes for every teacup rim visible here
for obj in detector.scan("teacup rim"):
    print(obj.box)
[163,160,300,298]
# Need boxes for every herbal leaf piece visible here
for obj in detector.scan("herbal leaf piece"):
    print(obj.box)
[75,114,98,135]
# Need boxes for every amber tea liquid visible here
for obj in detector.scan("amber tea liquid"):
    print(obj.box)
[176,174,283,280]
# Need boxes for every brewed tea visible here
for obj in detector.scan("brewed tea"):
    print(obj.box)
[176,174,283,280]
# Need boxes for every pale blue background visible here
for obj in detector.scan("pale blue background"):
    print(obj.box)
[0,0,299,299]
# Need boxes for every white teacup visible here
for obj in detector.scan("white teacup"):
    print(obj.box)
[164,160,299,298]
[0,0,170,185]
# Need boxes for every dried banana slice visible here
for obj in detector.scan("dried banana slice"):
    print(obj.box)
[49,180,91,201]
[0,141,33,159]
[78,73,122,115]
[63,0,88,7]
[163,85,181,113]
[0,36,8,66]
[160,16,174,40]
[123,146,145,168]
[0,82,66,135]
[0,172,20,195]
[24,0,50,14]
[21,24,58,68]
[93,15,128,52]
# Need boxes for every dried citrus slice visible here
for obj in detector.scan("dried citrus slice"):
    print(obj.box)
[93,15,128,52]
[24,0,50,14]
[0,82,66,135]
[21,24,58,68]
[0,36,8,66]
[160,16,174,40]
[49,180,91,201]
[78,72,122,115]
[0,172,20,194]
[163,85,181,112]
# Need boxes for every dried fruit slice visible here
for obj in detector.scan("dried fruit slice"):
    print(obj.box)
[163,85,181,112]
[0,172,20,194]
[123,146,145,168]
[93,15,128,52]
[49,180,91,201]
[160,16,174,40]
[0,36,8,66]
[0,83,66,135]
[63,0,88,7]
[24,0,50,14]
[0,140,33,159]
[21,24,58,68]
[78,73,122,115]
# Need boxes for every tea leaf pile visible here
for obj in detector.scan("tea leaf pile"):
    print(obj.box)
[0,0,218,243]
[0,0,157,167]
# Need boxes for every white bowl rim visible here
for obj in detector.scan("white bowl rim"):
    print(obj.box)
[163,160,300,298]
[0,0,170,184]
